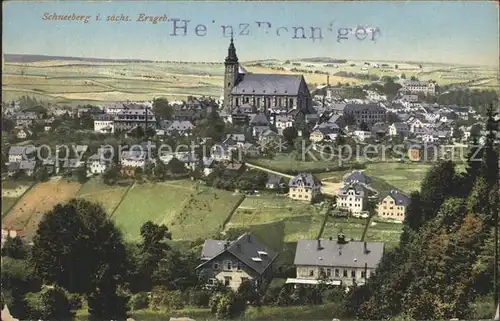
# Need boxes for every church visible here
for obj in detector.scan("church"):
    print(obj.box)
[223,37,314,116]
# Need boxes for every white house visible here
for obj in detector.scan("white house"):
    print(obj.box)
[120,150,147,169]
[94,117,115,134]
[87,152,113,174]
[336,182,369,216]
[388,122,409,137]
[353,130,372,142]
[166,120,194,136]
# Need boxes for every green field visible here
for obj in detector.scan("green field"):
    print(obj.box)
[110,179,244,242]
[168,185,244,240]
[1,180,34,216]
[111,180,195,241]
[76,177,131,215]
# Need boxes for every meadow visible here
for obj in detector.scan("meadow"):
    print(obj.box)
[1,180,35,217]
[2,178,82,239]
[3,57,497,105]
[76,177,131,215]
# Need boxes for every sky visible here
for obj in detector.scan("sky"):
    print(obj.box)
[3,1,499,66]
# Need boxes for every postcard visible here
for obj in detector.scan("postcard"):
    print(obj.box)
[1,1,499,321]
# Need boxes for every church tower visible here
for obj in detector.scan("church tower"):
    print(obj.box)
[223,36,239,112]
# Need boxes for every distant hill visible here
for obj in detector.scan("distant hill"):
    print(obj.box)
[299,57,348,64]
[4,53,154,63]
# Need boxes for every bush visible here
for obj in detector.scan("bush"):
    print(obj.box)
[150,287,185,311]
[215,291,247,319]
[187,289,211,307]
[129,292,150,310]
[67,292,83,310]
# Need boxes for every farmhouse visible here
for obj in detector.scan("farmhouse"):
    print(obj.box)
[120,150,147,169]
[288,234,384,287]
[196,233,278,291]
[8,146,36,163]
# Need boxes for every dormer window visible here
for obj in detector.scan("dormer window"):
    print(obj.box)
[225,260,232,270]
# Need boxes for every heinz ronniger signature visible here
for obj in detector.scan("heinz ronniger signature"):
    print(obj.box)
[41,13,381,42]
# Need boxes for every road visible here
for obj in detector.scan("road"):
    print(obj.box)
[245,163,340,197]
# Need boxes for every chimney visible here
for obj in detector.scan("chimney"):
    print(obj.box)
[247,234,251,243]
[237,243,241,251]
[329,236,333,241]
[327,75,330,86]
[317,239,322,250]
[224,242,229,250]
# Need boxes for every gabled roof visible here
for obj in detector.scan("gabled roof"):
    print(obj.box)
[294,239,384,269]
[289,173,321,188]
[381,190,411,206]
[250,113,270,126]
[197,233,278,275]
[8,146,36,156]
[338,182,368,196]
[343,170,372,185]
[231,74,304,96]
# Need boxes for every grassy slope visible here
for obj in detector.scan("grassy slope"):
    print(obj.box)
[76,177,131,215]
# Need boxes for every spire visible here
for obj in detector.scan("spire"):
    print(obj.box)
[225,34,238,64]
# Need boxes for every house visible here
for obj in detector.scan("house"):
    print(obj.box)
[266,175,284,190]
[9,160,37,177]
[336,182,369,216]
[88,153,113,175]
[44,126,52,132]
[332,103,386,127]
[310,127,339,143]
[211,145,232,162]
[224,162,245,177]
[62,159,85,173]
[343,171,372,185]
[288,173,321,202]
[240,143,261,157]
[15,111,40,126]
[196,233,278,291]
[16,128,32,140]
[274,114,294,134]
[166,120,195,136]
[252,125,271,138]
[407,143,437,162]
[352,130,372,142]
[288,234,384,287]
[376,190,411,222]
[259,129,280,147]
[94,115,115,134]
[202,157,216,176]
[249,113,270,127]
[120,150,147,169]
[114,108,156,132]
[408,118,426,135]
[401,80,437,95]
[8,146,36,163]
[388,122,409,137]
[42,157,57,175]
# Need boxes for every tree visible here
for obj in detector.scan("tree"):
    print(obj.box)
[214,291,247,319]
[359,121,369,132]
[419,160,457,223]
[153,98,172,120]
[282,126,298,146]
[36,166,50,182]
[76,163,88,184]
[31,285,74,321]
[166,157,187,176]
[1,236,28,260]
[400,73,406,79]
[395,64,399,69]
[410,76,417,81]
[137,221,172,292]
[154,158,167,181]
[31,199,129,295]
[102,165,120,185]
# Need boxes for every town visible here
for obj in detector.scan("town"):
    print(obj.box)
[2,3,500,320]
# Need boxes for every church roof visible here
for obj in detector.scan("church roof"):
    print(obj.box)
[231,74,304,96]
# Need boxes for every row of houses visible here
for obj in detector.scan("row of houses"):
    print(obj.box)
[196,231,384,291]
